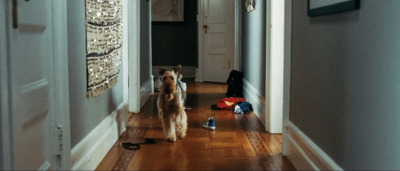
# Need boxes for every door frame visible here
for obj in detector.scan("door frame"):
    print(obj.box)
[51,0,72,168]
[128,0,141,113]
[0,1,11,170]
[197,0,241,82]
[282,0,292,156]
[265,0,292,155]
[0,0,71,169]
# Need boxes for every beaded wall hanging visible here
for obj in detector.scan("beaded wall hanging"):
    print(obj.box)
[86,0,122,98]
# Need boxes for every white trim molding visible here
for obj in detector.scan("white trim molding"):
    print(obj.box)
[0,1,11,170]
[152,66,197,78]
[121,0,129,104]
[195,68,202,82]
[235,0,242,70]
[286,122,343,171]
[197,0,205,83]
[281,0,293,156]
[140,75,154,108]
[128,0,141,113]
[71,103,128,170]
[52,1,72,169]
[243,79,267,130]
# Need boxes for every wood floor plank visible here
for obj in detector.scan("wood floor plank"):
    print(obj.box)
[96,80,296,170]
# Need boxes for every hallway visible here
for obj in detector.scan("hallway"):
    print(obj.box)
[96,81,295,170]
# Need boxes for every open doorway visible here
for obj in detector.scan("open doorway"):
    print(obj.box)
[151,0,199,81]
[150,0,240,83]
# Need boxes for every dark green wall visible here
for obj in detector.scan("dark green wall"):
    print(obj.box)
[152,0,198,67]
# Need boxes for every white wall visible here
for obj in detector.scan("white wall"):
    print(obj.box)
[67,0,126,148]
[290,0,400,169]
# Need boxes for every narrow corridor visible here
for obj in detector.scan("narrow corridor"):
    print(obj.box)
[96,80,295,170]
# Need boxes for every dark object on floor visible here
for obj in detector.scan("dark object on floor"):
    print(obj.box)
[211,104,222,110]
[226,70,243,97]
[203,117,216,130]
[121,142,140,150]
[121,138,156,150]
[142,138,156,144]
[234,101,253,114]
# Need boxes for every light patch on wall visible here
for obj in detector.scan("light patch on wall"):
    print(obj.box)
[152,0,184,22]
[85,0,122,98]
[245,0,256,13]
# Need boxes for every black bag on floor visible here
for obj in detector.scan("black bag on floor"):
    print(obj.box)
[226,70,243,97]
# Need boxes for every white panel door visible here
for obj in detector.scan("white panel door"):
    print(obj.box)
[202,0,235,83]
[7,0,58,170]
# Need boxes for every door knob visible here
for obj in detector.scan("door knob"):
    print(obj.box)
[203,24,208,34]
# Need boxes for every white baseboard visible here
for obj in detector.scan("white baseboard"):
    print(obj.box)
[286,122,343,170]
[71,102,128,170]
[152,66,196,78]
[140,75,154,108]
[243,79,267,130]
[195,68,202,82]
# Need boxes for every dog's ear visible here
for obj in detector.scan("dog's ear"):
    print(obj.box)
[173,64,182,74]
[159,68,167,75]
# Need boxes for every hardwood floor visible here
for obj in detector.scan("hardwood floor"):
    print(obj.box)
[96,81,296,170]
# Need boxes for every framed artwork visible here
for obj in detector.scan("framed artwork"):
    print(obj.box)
[152,0,184,22]
[308,0,360,17]
[245,0,256,13]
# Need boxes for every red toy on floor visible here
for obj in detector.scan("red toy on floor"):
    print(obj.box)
[216,97,246,110]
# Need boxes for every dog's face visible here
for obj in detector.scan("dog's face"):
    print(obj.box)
[160,65,181,101]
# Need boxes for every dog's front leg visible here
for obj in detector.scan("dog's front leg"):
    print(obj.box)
[161,115,176,142]
[157,98,163,119]
[158,110,163,119]
[176,110,187,140]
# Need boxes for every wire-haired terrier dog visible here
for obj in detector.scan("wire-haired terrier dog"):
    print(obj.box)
[157,64,187,142]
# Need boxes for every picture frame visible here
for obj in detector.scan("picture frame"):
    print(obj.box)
[245,0,256,13]
[308,0,360,17]
[152,0,184,22]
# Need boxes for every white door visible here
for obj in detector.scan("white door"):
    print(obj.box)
[4,0,60,170]
[200,0,235,83]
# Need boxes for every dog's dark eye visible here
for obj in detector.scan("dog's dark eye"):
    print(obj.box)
[163,77,167,81]
[171,77,174,81]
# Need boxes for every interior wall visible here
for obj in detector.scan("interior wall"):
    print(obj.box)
[290,0,400,169]
[151,0,198,67]
[140,0,152,85]
[0,129,2,170]
[0,116,2,169]
[67,0,125,147]
[241,0,266,96]
[0,1,5,169]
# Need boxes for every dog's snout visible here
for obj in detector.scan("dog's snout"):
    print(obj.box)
[165,86,171,93]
